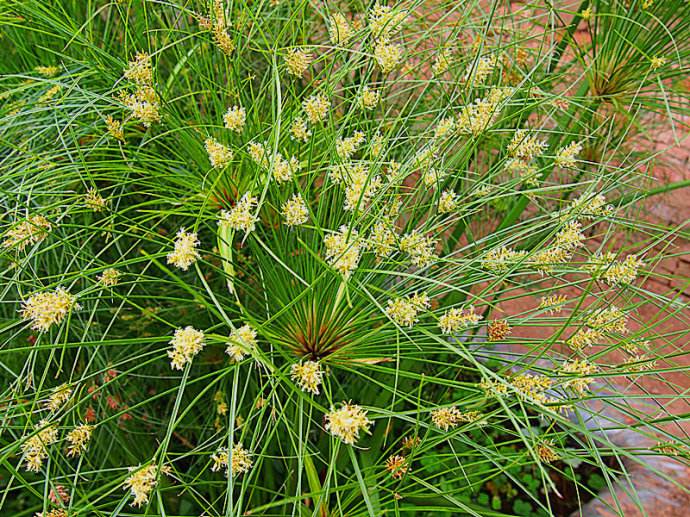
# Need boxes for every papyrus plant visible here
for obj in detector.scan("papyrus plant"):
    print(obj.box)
[1,0,689,515]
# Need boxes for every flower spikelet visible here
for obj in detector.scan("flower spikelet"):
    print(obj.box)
[219,193,258,233]
[226,324,257,362]
[290,117,311,142]
[223,105,246,132]
[291,360,323,394]
[21,420,58,472]
[385,293,429,327]
[324,226,362,276]
[285,48,312,76]
[66,424,94,457]
[3,214,52,251]
[211,442,253,476]
[325,403,372,444]
[166,228,200,271]
[123,464,158,507]
[554,141,582,168]
[561,359,597,395]
[399,231,437,267]
[385,454,409,479]
[99,268,121,287]
[303,93,330,124]
[439,306,481,334]
[358,86,380,110]
[328,13,352,45]
[168,326,205,370]
[281,194,309,226]
[45,384,72,412]
[205,137,233,168]
[21,288,79,332]
[374,40,403,74]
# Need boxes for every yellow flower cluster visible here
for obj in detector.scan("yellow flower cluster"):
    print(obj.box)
[342,165,382,213]
[290,360,323,394]
[123,464,159,507]
[328,13,352,45]
[285,47,312,77]
[561,193,612,221]
[431,406,481,431]
[219,193,257,233]
[358,86,380,110]
[210,0,234,54]
[560,359,597,394]
[3,214,52,251]
[432,48,452,76]
[205,137,233,168]
[568,306,628,350]
[35,65,60,77]
[21,287,79,332]
[511,374,556,406]
[168,326,205,370]
[385,454,409,479]
[464,55,498,84]
[85,189,108,212]
[325,403,372,444]
[399,231,437,267]
[585,252,643,285]
[281,193,309,226]
[45,384,72,412]
[482,246,527,273]
[554,141,583,168]
[324,226,362,276]
[166,228,200,271]
[531,221,584,272]
[223,105,246,132]
[21,420,58,472]
[303,92,330,124]
[120,52,160,126]
[536,439,560,463]
[66,424,94,457]
[368,2,407,39]
[374,40,403,74]
[123,51,153,85]
[290,117,311,142]
[368,221,397,258]
[439,306,481,334]
[336,131,366,160]
[99,268,121,287]
[457,87,512,136]
[226,324,257,361]
[105,114,125,141]
[385,293,430,327]
[539,294,567,314]
[211,442,253,476]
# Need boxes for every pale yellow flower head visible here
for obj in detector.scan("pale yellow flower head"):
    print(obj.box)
[66,424,94,457]
[291,360,323,394]
[21,287,79,332]
[285,47,313,77]
[325,403,372,444]
[281,194,309,226]
[223,105,246,132]
[205,137,233,168]
[21,420,58,472]
[168,326,205,370]
[219,193,258,233]
[328,13,352,45]
[166,228,200,271]
[123,464,158,507]
[226,324,257,361]
[211,442,253,476]
[3,214,52,251]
